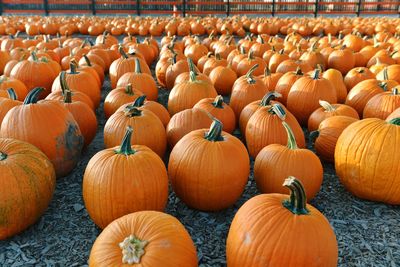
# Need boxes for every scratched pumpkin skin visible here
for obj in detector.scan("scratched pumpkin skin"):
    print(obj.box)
[0,88,83,178]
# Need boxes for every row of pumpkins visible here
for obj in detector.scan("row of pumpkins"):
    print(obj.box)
[0,25,399,266]
[0,15,399,37]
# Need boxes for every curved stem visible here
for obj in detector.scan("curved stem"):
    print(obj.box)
[172,53,178,64]
[69,60,78,74]
[245,64,259,84]
[59,71,70,95]
[309,130,320,143]
[133,95,146,107]
[115,126,136,155]
[31,51,38,62]
[313,69,321,80]
[247,50,254,60]
[388,118,400,126]
[187,57,198,76]
[268,104,286,120]
[204,118,224,142]
[83,54,92,66]
[0,151,7,161]
[257,35,264,44]
[6,88,17,100]
[282,176,310,215]
[124,105,142,117]
[134,58,142,74]
[393,88,399,95]
[212,95,224,109]
[23,87,44,105]
[260,92,281,106]
[379,82,388,92]
[282,121,298,150]
[319,100,336,112]
[383,67,389,81]
[189,71,197,82]
[119,45,129,59]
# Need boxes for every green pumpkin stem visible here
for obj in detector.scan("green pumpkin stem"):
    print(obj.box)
[63,90,72,104]
[83,54,92,66]
[23,87,44,104]
[309,130,320,142]
[383,67,389,81]
[6,88,17,100]
[125,84,134,95]
[31,51,38,62]
[134,58,142,74]
[282,121,298,150]
[379,82,388,91]
[124,105,142,117]
[282,176,310,215]
[172,53,178,64]
[115,126,136,155]
[119,45,129,59]
[393,87,399,95]
[268,104,287,120]
[313,69,321,80]
[0,151,7,161]
[264,66,271,77]
[60,71,70,94]
[69,61,78,74]
[133,95,146,107]
[388,117,400,126]
[212,95,224,109]
[246,64,259,84]
[189,71,197,82]
[187,57,198,77]
[204,118,224,142]
[260,92,281,106]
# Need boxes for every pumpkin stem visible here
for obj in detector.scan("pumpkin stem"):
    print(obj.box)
[204,117,224,142]
[124,105,142,117]
[134,58,142,74]
[268,104,286,120]
[187,57,198,77]
[69,60,78,74]
[378,82,388,91]
[264,66,271,77]
[6,88,17,100]
[312,69,321,80]
[83,54,92,66]
[245,64,258,84]
[215,53,221,61]
[212,95,224,109]
[63,89,73,103]
[133,95,146,107]
[59,71,70,95]
[282,176,310,215]
[309,130,320,143]
[0,151,7,161]
[247,50,254,60]
[393,87,399,95]
[23,87,44,105]
[31,51,38,62]
[260,92,281,106]
[119,234,148,264]
[388,117,400,126]
[282,121,298,150]
[172,53,178,64]
[295,67,303,76]
[383,67,389,81]
[115,126,136,155]
[319,100,336,112]
[119,45,129,59]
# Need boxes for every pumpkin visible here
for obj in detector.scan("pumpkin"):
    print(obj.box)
[230,64,269,119]
[226,177,338,267]
[307,100,359,131]
[0,88,83,177]
[344,67,375,91]
[168,118,249,211]
[237,51,266,77]
[386,107,400,121]
[83,126,168,229]
[322,68,348,103]
[52,62,101,108]
[104,105,166,158]
[0,137,56,240]
[0,51,11,75]
[249,35,271,58]
[166,108,212,148]
[209,65,237,95]
[193,95,236,133]
[376,65,400,84]
[287,69,337,125]
[184,37,208,65]
[261,67,283,91]
[203,53,227,76]
[168,66,218,115]
[274,67,303,105]
[46,88,95,111]
[254,121,323,200]
[345,79,398,117]
[165,54,191,90]
[174,63,212,86]
[328,46,355,75]
[104,84,143,119]
[276,59,313,74]
[116,58,158,101]
[311,115,358,162]
[246,104,305,158]
[0,88,22,126]
[0,76,28,101]
[363,87,400,119]
[78,54,105,84]
[58,72,97,148]
[335,117,400,204]
[88,211,197,266]
[268,49,289,73]
[299,42,325,69]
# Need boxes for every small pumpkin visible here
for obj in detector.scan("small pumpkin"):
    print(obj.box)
[274,67,303,105]
[209,65,237,95]
[328,45,355,75]
[169,118,249,211]
[344,67,375,91]
[0,88,21,129]
[363,87,400,119]
[322,68,348,103]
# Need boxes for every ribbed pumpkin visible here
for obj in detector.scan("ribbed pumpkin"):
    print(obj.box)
[52,62,101,108]
[203,53,227,76]
[0,76,28,101]
[165,54,190,90]
[104,105,166,158]
[237,51,266,77]
[363,87,400,119]
[58,72,98,148]
[327,46,355,75]
[0,88,83,177]
[268,49,289,73]
[261,67,283,91]
[230,64,269,119]
[275,67,303,105]
[287,69,337,125]
[246,104,305,158]
[116,95,170,128]
[0,137,56,240]
[0,89,21,126]
[254,121,323,200]
[116,58,158,101]
[344,67,375,91]
[209,65,237,95]
[166,108,212,148]
[322,68,348,103]
[168,64,217,115]
[193,95,236,133]
[335,118,400,204]
[89,211,197,266]
[376,65,400,83]
[169,118,249,211]
[227,177,338,267]
[311,115,358,162]
[46,89,95,111]
[386,107,400,121]
[83,127,168,229]
[345,79,398,117]
[104,84,143,118]
[307,100,359,131]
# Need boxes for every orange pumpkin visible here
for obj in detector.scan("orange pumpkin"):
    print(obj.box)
[344,67,375,91]
[104,84,143,119]
[328,46,355,75]
[209,65,237,95]
[0,75,28,101]
[274,67,304,105]
[363,87,400,119]
[322,68,348,103]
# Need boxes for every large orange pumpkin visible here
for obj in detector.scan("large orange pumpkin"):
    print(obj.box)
[89,211,197,266]
[83,127,168,229]
[0,137,56,240]
[227,177,338,267]
[335,117,400,204]
[169,118,249,211]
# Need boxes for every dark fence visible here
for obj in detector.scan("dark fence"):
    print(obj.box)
[1,0,399,16]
